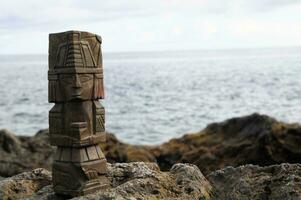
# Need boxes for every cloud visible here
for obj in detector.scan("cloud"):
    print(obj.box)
[227,18,301,44]
[1,0,300,30]
[255,0,301,11]
[0,1,157,30]
[0,0,301,53]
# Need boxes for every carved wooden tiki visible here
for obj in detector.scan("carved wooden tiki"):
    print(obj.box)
[48,30,108,196]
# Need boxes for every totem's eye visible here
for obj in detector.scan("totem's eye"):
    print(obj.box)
[95,73,102,79]
[60,74,74,83]
[61,74,73,80]
[80,74,93,82]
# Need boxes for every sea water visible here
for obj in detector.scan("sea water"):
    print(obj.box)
[0,47,301,144]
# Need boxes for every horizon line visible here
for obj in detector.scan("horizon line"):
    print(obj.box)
[0,45,301,56]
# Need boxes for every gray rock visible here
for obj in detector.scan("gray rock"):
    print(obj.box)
[77,162,213,200]
[1,162,301,199]
[0,168,51,200]
[208,163,301,200]
[1,162,213,200]
[170,163,212,196]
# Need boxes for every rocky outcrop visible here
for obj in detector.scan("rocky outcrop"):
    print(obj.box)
[102,113,301,174]
[0,162,213,200]
[1,163,300,200]
[1,113,301,177]
[208,163,301,200]
[152,113,301,174]
[100,132,157,164]
[0,168,51,200]
[0,129,54,177]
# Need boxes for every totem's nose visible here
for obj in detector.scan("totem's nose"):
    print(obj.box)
[73,75,82,88]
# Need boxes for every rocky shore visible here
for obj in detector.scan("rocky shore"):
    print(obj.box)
[0,163,300,199]
[0,113,301,199]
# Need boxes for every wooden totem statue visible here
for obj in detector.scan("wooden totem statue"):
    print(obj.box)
[48,30,108,196]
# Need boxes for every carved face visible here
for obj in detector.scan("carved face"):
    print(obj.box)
[59,73,94,101]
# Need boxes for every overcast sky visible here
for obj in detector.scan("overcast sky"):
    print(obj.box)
[0,0,301,54]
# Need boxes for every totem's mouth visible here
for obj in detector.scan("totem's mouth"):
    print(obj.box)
[71,94,82,99]
[69,92,83,101]
[70,122,87,128]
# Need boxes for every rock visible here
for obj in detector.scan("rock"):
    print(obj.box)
[0,168,51,200]
[0,129,55,177]
[0,129,21,153]
[72,113,301,174]
[208,163,301,200]
[100,133,156,163]
[0,162,213,200]
[170,163,212,197]
[1,113,301,177]
[152,113,301,174]
[80,162,212,200]
[1,163,300,200]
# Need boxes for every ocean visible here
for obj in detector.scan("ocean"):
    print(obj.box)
[0,47,301,144]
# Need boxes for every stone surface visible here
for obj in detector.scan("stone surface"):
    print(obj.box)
[153,113,301,174]
[1,163,300,200]
[0,129,54,177]
[0,162,213,200]
[208,163,301,200]
[99,113,301,174]
[0,168,51,200]
[1,113,301,177]
[100,133,157,163]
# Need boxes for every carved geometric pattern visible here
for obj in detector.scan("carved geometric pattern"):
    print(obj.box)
[94,101,105,133]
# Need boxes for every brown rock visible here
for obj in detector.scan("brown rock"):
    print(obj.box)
[1,113,300,177]
[154,113,301,174]
[0,129,54,177]
[100,133,156,163]
[101,114,301,175]
[0,129,21,153]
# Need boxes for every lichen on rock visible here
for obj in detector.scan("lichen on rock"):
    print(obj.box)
[0,168,51,200]
[0,162,213,200]
[208,163,301,200]
[1,163,301,199]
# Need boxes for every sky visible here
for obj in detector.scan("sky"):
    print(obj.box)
[0,0,301,54]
